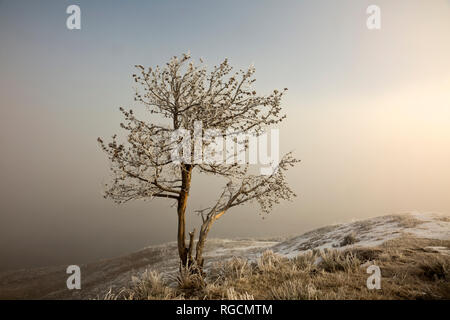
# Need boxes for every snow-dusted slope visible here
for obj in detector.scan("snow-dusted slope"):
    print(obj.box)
[1,212,448,299]
[270,212,450,258]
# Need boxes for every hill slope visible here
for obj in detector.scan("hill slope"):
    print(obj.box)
[0,212,448,299]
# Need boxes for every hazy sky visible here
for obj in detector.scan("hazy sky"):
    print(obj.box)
[0,0,449,271]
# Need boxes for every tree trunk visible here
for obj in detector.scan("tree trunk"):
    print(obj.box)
[195,210,225,268]
[177,164,192,267]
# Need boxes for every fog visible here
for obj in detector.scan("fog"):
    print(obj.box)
[0,0,449,271]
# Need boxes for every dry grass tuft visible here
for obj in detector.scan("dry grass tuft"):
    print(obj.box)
[226,287,254,300]
[389,214,423,228]
[340,233,358,247]
[174,264,206,298]
[292,250,318,272]
[209,257,253,282]
[318,250,361,273]
[418,256,449,281]
[103,270,177,300]
[256,250,286,273]
[270,280,322,300]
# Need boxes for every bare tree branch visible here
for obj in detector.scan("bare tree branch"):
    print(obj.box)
[98,53,299,271]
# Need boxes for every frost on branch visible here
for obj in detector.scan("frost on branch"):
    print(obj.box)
[98,53,299,269]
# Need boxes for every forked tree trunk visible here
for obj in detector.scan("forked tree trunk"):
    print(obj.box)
[176,163,225,273]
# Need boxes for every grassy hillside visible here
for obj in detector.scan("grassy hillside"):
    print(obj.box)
[104,236,450,300]
[1,213,448,300]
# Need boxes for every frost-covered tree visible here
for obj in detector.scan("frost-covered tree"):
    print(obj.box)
[98,53,299,271]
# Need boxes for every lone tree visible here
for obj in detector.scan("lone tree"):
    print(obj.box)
[98,53,298,271]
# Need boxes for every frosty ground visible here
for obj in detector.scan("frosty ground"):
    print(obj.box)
[0,212,448,299]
